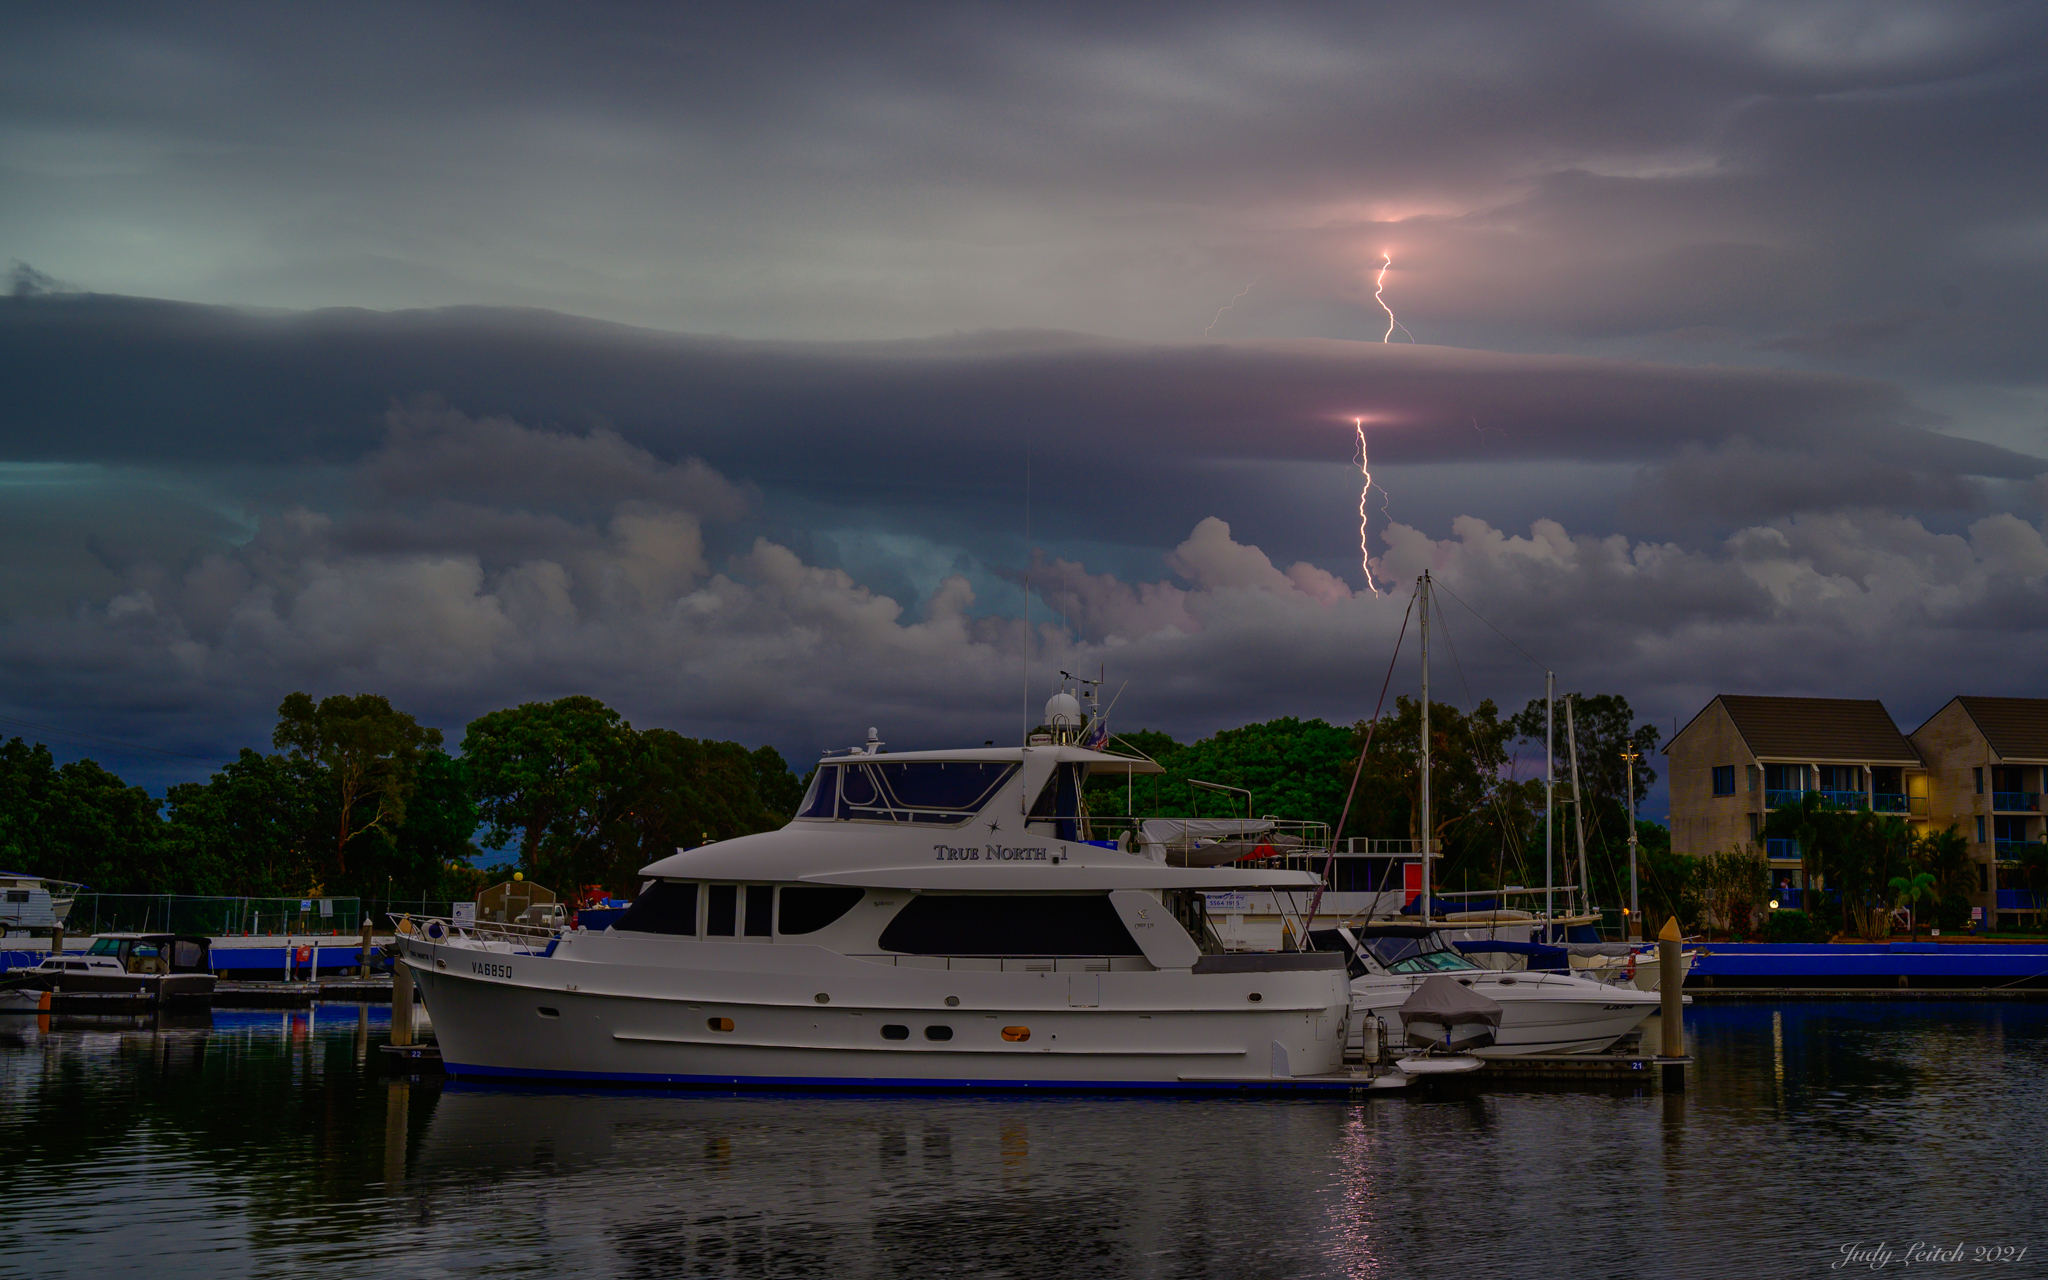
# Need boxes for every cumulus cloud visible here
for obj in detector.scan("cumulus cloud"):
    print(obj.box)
[12,406,2048,787]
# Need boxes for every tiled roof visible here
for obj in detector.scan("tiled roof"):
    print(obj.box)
[1953,697,2048,761]
[1712,696,1920,763]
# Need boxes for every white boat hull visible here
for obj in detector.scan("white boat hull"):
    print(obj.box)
[1350,972,1659,1057]
[405,935,1353,1089]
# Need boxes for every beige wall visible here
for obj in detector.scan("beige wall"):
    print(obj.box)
[1910,700,1995,918]
[1667,700,1759,859]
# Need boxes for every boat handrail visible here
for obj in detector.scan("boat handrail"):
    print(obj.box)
[392,914,561,948]
[1072,814,1334,855]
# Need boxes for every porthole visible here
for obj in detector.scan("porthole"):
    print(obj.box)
[1001,1026,1031,1042]
[536,1007,560,1018]
[707,1017,735,1032]
[881,1024,910,1040]
[1247,992,1262,1002]
[815,992,831,1004]
[944,995,960,1007]
[1499,977,1518,986]
[925,1025,953,1041]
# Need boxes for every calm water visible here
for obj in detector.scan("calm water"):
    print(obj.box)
[3,1002,2044,1278]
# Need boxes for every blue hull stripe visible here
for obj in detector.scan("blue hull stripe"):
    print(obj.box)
[442,1061,1364,1093]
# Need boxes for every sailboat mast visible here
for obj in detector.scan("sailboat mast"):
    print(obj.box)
[1566,694,1589,922]
[1418,571,1431,924]
[1544,671,1554,939]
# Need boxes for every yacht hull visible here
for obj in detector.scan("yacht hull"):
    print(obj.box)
[406,938,1352,1090]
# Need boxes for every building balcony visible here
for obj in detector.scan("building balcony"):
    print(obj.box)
[1766,789,1871,810]
[1870,792,1924,815]
[1993,791,2040,812]
[1765,838,1801,861]
[1993,839,2040,859]
[1998,889,2044,911]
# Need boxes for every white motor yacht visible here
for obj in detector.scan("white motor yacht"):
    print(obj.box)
[401,722,1354,1089]
[1319,925,1663,1057]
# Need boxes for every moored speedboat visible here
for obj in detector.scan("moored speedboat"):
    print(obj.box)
[401,722,1354,1090]
[4,933,217,1008]
[1320,925,1662,1057]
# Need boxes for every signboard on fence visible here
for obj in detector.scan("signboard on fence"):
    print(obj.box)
[319,898,334,917]
[1972,906,1984,920]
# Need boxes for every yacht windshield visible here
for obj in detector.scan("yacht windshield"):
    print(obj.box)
[1363,935,1482,974]
[88,938,122,955]
[802,761,1017,825]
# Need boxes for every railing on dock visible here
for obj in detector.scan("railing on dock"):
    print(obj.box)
[65,893,365,936]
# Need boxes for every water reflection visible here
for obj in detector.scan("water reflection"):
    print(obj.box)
[1,1002,2045,1278]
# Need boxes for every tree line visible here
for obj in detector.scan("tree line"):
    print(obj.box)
[0,693,803,901]
[1102,691,1680,923]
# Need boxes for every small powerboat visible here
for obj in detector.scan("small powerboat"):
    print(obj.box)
[1317,925,1664,1058]
[5,934,216,1008]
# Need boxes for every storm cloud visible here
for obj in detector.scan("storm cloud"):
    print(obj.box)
[3,3,2046,810]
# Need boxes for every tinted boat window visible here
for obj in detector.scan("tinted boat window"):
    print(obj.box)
[779,886,865,935]
[743,885,773,937]
[877,762,1016,816]
[878,895,1141,956]
[838,761,1017,824]
[614,881,698,936]
[706,884,738,936]
[797,766,838,819]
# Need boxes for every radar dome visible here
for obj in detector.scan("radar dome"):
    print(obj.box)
[1044,692,1083,727]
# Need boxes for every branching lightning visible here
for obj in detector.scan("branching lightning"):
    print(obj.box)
[1356,416,1381,595]
[1203,275,1261,339]
[1374,254,1414,344]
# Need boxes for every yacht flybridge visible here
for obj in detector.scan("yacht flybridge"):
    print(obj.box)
[400,717,1354,1089]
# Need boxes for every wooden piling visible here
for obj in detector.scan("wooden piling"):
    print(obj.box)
[1658,915,1686,1090]
[359,916,375,979]
[391,954,415,1047]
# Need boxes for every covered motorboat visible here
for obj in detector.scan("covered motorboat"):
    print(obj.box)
[4,933,216,1008]
[1317,925,1663,1058]
[396,719,1354,1090]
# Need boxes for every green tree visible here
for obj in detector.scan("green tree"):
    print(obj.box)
[160,749,320,895]
[272,692,443,883]
[1889,871,1938,941]
[461,695,629,873]
[378,750,481,897]
[592,731,795,893]
[29,755,166,893]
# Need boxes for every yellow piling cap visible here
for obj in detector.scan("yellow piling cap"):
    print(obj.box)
[1658,916,1681,941]
[513,872,523,882]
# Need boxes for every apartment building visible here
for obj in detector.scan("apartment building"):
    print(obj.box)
[1669,693,2048,927]
[1666,696,1926,889]
[1910,697,2048,927]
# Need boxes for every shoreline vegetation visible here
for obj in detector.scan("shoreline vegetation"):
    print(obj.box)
[7,688,2033,937]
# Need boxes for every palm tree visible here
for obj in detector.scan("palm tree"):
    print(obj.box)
[1888,871,1938,941]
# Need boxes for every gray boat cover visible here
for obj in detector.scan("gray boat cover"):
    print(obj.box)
[1399,975,1504,1028]
[1137,818,1302,865]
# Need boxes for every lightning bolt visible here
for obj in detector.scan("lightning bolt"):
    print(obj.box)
[1203,275,1261,339]
[1356,416,1381,595]
[1374,254,1415,344]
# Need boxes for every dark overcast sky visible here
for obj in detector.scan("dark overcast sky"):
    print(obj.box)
[4,1,2047,816]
